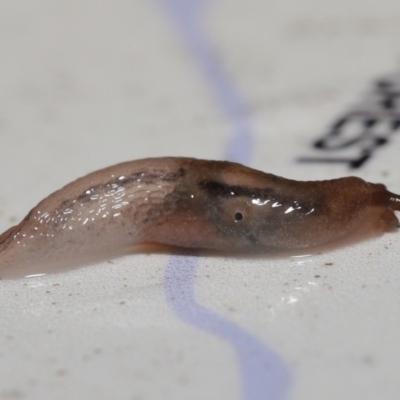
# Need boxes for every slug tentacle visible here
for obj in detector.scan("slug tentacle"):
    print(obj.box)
[0,157,399,278]
[371,187,400,212]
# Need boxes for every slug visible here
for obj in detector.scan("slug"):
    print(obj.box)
[0,157,399,278]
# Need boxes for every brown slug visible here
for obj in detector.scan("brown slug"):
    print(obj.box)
[0,157,399,278]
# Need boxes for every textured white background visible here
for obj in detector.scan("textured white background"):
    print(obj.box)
[0,1,400,399]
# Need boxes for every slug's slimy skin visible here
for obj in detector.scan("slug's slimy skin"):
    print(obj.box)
[0,157,399,278]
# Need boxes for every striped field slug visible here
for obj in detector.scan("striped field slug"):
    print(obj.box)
[0,157,399,278]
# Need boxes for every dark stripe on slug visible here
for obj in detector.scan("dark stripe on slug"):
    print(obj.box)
[199,180,321,217]
[198,180,275,199]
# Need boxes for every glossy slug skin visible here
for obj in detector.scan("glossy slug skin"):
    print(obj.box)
[0,157,399,278]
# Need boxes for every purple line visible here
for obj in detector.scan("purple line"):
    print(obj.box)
[159,1,292,399]
[165,256,291,400]
[158,0,253,165]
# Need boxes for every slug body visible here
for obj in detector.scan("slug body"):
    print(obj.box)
[0,157,399,277]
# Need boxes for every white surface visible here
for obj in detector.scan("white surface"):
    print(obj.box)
[0,1,400,399]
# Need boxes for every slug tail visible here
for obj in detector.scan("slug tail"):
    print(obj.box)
[0,225,17,248]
